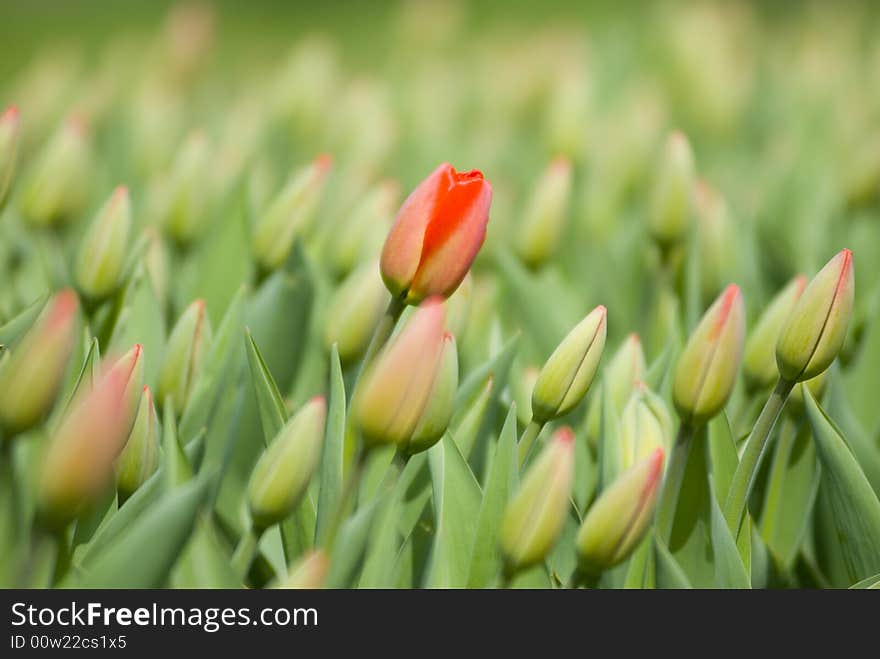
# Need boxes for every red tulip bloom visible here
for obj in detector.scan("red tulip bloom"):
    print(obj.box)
[380,163,491,304]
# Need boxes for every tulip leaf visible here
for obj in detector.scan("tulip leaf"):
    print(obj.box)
[596,382,621,492]
[707,413,750,571]
[426,433,482,587]
[467,403,519,587]
[358,463,408,588]
[162,396,193,490]
[170,514,241,588]
[849,573,880,589]
[69,474,213,588]
[455,333,520,409]
[653,533,693,589]
[245,329,288,443]
[623,535,653,588]
[826,378,880,497]
[0,293,46,347]
[324,499,380,588]
[645,341,676,394]
[709,491,750,588]
[314,344,346,546]
[803,389,880,582]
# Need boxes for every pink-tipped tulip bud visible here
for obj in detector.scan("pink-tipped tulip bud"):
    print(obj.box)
[253,154,332,272]
[74,185,132,302]
[353,298,448,450]
[0,105,21,208]
[405,332,458,455]
[116,385,160,502]
[673,284,744,425]
[380,163,491,304]
[531,305,607,423]
[576,448,665,574]
[586,333,646,447]
[743,275,807,391]
[37,360,137,528]
[157,299,212,417]
[500,427,575,576]
[776,249,854,383]
[107,344,145,435]
[0,290,79,435]
[620,382,673,470]
[278,550,329,589]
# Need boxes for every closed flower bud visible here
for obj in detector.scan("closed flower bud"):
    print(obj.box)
[157,299,212,417]
[37,361,135,529]
[531,305,607,423]
[500,427,575,575]
[405,333,458,455]
[0,290,78,435]
[620,382,672,470]
[585,333,647,447]
[20,116,91,227]
[576,448,665,575]
[673,284,744,425]
[329,180,398,278]
[107,344,145,433]
[143,226,170,308]
[648,131,695,247]
[74,185,132,302]
[278,550,329,589]
[253,155,332,272]
[116,385,160,502]
[694,181,736,302]
[514,157,573,269]
[247,396,326,531]
[380,163,492,304]
[354,298,448,449]
[743,275,807,391]
[323,260,390,366]
[843,134,880,210]
[776,249,854,383]
[162,131,211,246]
[0,105,20,208]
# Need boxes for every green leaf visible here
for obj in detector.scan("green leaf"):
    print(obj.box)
[849,573,880,589]
[653,533,692,589]
[171,514,241,588]
[0,293,46,347]
[596,382,621,492]
[314,345,346,546]
[709,492,750,588]
[426,433,482,587]
[69,474,212,588]
[324,500,380,588]
[707,413,750,572]
[826,377,880,497]
[467,403,519,587]
[804,389,880,582]
[245,330,288,443]
[162,396,193,490]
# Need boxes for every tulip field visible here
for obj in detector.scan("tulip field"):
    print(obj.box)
[2,1,880,590]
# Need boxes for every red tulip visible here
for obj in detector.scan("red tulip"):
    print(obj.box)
[380,163,491,304]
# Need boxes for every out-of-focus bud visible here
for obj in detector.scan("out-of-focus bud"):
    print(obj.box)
[20,116,91,227]
[444,272,472,338]
[404,333,458,455]
[74,185,132,302]
[143,226,170,308]
[511,365,540,427]
[585,333,647,447]
[500,427,575,576]
[694,181,736,302]
[278,550,329,589]
[353,298,447,449]
[157,300,212,416]
[673,284,744,425]
[380,163,492,304]
[161,131,211,246]
[743,275,807,391]
[247,396,326,531]
[776,249,854,383]
[0,105,21,208]
[514,157,573,269]
[253,155,332,272]
[107,344,145,432]
[648,131,695,248]
[0,290,78,435]
[323,260,390,366]
[531,305,607,423]
[162,2,216,83]
[576,448,664,575]
[329,180,398,277]
[37,361,135,529]
[843,134,880,210]
[116,385,160,502]
[619,383,672,470]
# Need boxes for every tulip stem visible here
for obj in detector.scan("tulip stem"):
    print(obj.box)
[50,529,73,586]
[517,419,544,467]
[724,378,794,538]
[231,526,261,582]
[360,296,407,372]
[655,423,694,544]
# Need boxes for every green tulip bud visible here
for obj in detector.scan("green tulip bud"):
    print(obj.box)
[585,333,647,447]
[107,344,145,434]
[116,384,160,502]
[323,260,390,367]
[673,284,744,425]
[576,447,665,575]
[328,179,397,278]
[162,131,211,246]
[0,105,21,209]
[157,299,212,417]
[74,185,132,302]
[405,333,458,455]
[694,180,736,302]
[743,275,807,391]
[648,130,695,248]
[247,396,326,531]
[776,249,854,383]
[532,305,607,423]
[843,134,880,210]
[0,290,78,435]
[278,550,329,589]
[500,427,575,576]
[253,155,332,272]
[143,226,170,309]
[514,157,573,269]
[20,116,91,227]
[620,382,673,470]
